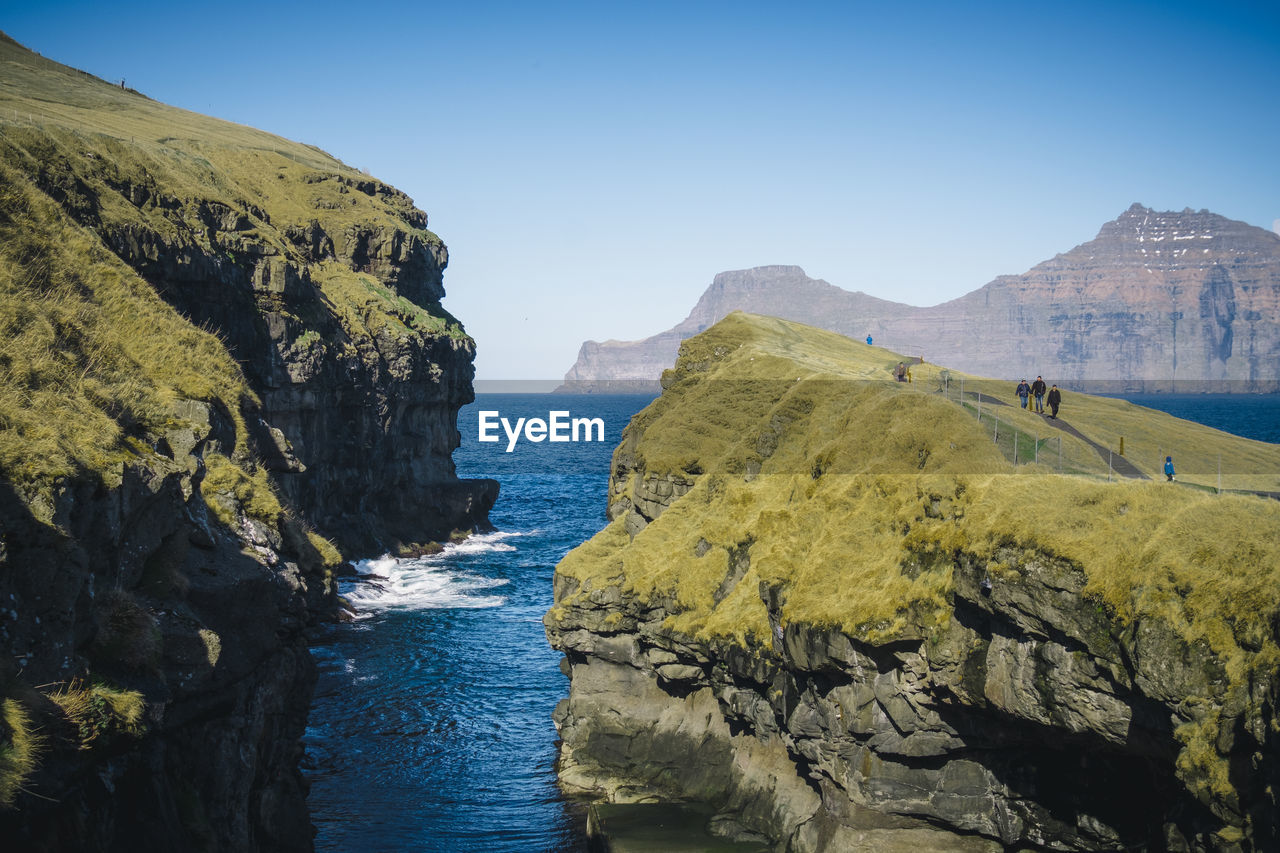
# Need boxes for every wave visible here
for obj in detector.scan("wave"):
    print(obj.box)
[343,531,525,612]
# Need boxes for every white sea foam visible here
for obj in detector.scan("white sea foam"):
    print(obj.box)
[344,531,522,612]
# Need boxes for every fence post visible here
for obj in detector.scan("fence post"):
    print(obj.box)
[1058,435,1062,471]
[1014,428,1018,464]
[1035,432,1039,465]
[1108,450,1113,482]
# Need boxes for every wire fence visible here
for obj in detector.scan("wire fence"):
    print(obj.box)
[927,370,1066,471]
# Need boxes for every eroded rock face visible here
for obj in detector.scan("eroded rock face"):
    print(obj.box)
[548,550,1277,851]
[561,208,1280,390]
[61,175,494,554]
[0,404,327,852]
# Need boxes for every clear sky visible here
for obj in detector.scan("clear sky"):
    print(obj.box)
[3,0,1278,378]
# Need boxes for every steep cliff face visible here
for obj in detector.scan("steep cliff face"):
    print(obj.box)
[561,207,1280,390]
[0,418,327,852]
[0,34,491,850]
[547,314,1280,852]
[929,204,1280,389]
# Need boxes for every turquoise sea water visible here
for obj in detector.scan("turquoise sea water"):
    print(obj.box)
[304,391,1276,851]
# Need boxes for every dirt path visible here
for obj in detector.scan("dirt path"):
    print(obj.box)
[1038,415,1150,480]
[960,391,1148,479]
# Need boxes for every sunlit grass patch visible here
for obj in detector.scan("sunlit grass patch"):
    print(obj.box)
[47,679,145,750]
[0,698,42,808]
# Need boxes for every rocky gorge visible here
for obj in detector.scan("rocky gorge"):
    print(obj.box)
[0,34,492,851]
[546,313,1280,851]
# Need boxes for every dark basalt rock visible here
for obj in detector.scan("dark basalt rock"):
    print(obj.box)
[548,554,1275,851]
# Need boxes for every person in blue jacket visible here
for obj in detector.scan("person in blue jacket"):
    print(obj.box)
[1015,379,1030,409]
[1164,456,1176,482]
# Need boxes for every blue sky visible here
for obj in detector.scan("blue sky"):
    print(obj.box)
[4,0,1278,378]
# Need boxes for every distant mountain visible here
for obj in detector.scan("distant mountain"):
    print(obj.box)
[560,205,1280,391]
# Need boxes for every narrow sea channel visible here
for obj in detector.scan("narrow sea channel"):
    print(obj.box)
[304,393,654,852]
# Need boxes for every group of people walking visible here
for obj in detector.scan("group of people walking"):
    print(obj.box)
[1015,376,1062,418]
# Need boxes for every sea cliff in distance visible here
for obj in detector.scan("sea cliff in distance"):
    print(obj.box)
[560,206,1280,393]
[0,33,491,850]
[546,312,1280,851]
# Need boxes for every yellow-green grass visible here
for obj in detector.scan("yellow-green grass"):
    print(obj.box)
[0,33,467,345]
[949,370,1280,492]
[0,33,455,573]
[550,312,1280,804]
[306,531,344,569]
[313,265,467,346]
[0,697,41,808]
[631,313,1280,491]
[199,452,284,527]
[0,160,253,493]
[47,679,145,749]
[558,313,1280,642]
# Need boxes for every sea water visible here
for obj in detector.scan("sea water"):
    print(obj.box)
[304,391,1277,851]
[305,394,654,852]
[1114,393,1280,444]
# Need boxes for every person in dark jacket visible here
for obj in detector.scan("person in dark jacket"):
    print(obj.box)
[1016,379,1030,409]
[1047,385,1062,418]
[1031,376,1047,413]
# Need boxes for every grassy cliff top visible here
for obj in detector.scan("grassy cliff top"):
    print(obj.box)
[624,311,1280,490]
[552,312,1280,674]
[0,33,468,494]
[0,32,466,345]
[0,31,420,229]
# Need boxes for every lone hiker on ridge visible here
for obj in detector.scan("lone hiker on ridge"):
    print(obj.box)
[1031,376,1047,414]
[1015,379,1030,409]
[1047,385,1062,419]
[1164,456,1176,482]
[866,334,873,346]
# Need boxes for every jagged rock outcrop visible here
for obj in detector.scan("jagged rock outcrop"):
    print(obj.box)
[547,314,1280,852]
[560,207,1280,391]
[0,33,492,851]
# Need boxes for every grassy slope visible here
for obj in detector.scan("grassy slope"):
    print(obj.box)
[0,164,255,486]
[554,313,1280,642]
[551,312,1280,800]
